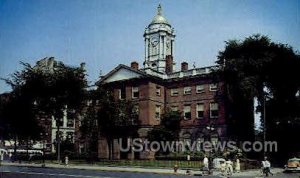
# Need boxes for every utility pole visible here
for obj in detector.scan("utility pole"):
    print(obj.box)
[262,85,268,159]
[263,93,266,158]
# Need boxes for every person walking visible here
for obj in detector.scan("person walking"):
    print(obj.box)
[0,151,3,166]
[225,159,233,176]
[65,155,69,166]
[202,155,209,175]
[235,158,241,173]
[262,157,273,176]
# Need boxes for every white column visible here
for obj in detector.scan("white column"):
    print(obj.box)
[144,38,148,65]
[171,39,174,56]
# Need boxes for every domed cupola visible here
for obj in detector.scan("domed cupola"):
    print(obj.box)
[143,4,175,73]
[149,4,170,26]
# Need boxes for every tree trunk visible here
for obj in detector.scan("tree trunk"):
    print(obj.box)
[107,138,113,160]
[57,124,61,163]
[13,134,17,162]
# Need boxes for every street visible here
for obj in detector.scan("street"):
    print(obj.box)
[1,165,300,178]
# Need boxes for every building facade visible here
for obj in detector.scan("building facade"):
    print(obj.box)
[97,5,227,160]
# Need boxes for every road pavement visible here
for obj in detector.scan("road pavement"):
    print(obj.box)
[0,162,299,177]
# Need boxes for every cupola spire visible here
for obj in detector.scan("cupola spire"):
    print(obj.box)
[157,4,162,15]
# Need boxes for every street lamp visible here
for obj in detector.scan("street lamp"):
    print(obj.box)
[40,132,48,167]
[56,117,63,163]
[262,85,268,159]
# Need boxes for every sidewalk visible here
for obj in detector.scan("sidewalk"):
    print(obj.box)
[2,161,284,177]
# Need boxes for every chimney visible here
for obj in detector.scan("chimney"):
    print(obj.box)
[165,55,173,74]
[181,62,188,71]
[131,61,139,70]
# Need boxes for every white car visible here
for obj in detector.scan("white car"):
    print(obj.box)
[284,157,300,172]
[213,158,226,169]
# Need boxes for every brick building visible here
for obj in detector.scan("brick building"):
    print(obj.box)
[97,5,227,159]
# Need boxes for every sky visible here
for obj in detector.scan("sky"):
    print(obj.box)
[0,0,299,92]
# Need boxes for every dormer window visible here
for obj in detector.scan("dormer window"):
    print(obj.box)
[196,85,205,93]
[184,87,192,95]
[209,83,218,91]
[171,88,179,96]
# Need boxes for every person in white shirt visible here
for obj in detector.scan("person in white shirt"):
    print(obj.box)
[225,159,233,175]
[0,151,3,166]
[203,155,209,170]
[262,157,273,176]
[235,158,241,173]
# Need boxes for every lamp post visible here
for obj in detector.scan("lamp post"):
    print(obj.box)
[262,85,268,159]
[56,117,63,163]
[40,132,48,167]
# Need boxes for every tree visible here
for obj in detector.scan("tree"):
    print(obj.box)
[2,58,88,161]
[216,34,300,161]
[263,43,300,163]
[147,110,181,154]
[96,88,140,160]
[216,34,273,142]
[79,90,99,161]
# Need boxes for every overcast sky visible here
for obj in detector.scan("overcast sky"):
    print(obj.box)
[0,0,299,92]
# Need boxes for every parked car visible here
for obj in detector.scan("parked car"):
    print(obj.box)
[284,157,300,172]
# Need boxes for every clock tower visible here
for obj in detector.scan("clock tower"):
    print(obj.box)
[144,4,175,73]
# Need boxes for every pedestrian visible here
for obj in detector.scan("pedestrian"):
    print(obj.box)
[65,155,69,166]
[225,159,233,176]
[235,158,240,173]
[262,157,273,176]
[202,155,209,175]
[8,152,12,162]
[203,155,209,169]
[0,151,3,166]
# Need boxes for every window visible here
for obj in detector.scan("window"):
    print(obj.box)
[156,86,161,96]
[155,105,161,120]
[171,106,178,112]
[211,136,218,146]
[66,132,74,142]
[196,85,205,93]
[133,105,139,114]
[67,119,74,127]
[55,118,63,127]
[132,87,139,99]
[210,102,219,118]
[184,105,191,120]
[56,131,63,140]
[184,87,192,95]
[119,87,126,100]
[171,88,179,96]
[196,103,204,119]
[209,83,218,91]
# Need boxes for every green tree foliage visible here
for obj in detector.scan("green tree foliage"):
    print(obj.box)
[79,90,99,160]
[1,58,87,160]
[147,110,181,144]
[217,34,300,161]
[216,35,273,141]
[96,88,140,159]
